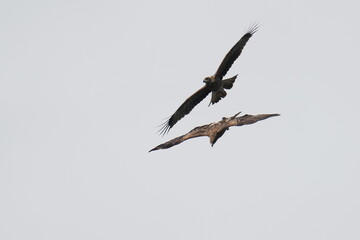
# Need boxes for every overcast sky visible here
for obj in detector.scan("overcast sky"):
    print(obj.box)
[1,0,359,239]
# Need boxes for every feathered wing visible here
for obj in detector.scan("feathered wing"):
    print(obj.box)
[149,135,186,152]
[151,124,210,152]
[233,113,280,126]
[214,23,258,80]
[159,85,212,135]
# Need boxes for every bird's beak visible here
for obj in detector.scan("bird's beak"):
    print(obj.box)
[203,78,209,83]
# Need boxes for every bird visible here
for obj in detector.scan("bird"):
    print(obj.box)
[150,112,280,152]
[159,23,259,135]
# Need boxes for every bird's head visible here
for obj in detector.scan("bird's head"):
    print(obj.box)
[203,76,212,84]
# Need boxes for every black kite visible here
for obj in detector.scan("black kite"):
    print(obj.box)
[159,24,259,135]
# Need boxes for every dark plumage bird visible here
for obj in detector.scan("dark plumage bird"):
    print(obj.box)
[159,24,259,135]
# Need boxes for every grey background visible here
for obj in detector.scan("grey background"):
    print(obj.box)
[1,0,359,239]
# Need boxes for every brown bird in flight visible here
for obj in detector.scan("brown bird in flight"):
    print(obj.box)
[159,23,259,135]
[151,112,279,152]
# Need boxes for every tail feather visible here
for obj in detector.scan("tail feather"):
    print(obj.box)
[209,88,227,105]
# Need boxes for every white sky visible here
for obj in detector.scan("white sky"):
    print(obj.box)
[1,0,359,239]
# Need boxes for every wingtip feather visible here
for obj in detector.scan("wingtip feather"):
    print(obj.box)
[149,147,157,152]
[158,119,172,136]
[246,22,260,36]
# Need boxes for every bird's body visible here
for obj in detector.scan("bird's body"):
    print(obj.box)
[203,75,227,105]
[159,24,259,135]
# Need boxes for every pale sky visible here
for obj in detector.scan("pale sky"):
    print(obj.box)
[1,0,359,239]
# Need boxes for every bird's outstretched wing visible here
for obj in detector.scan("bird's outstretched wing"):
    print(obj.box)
[159,85,212,135]
[214,23,258,80]
[152,124,210,151]
[149,135,186,152]
[149,135,184,152]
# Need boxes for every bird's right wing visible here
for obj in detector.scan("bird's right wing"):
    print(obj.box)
[151,124,210,151]
[159,85,211,135]
[214,23,258,80]
[149,135,185,152]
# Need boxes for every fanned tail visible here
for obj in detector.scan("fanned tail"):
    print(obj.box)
[209,88,227,106]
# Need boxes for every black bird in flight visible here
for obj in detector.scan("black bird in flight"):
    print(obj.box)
[159,23,259,135]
